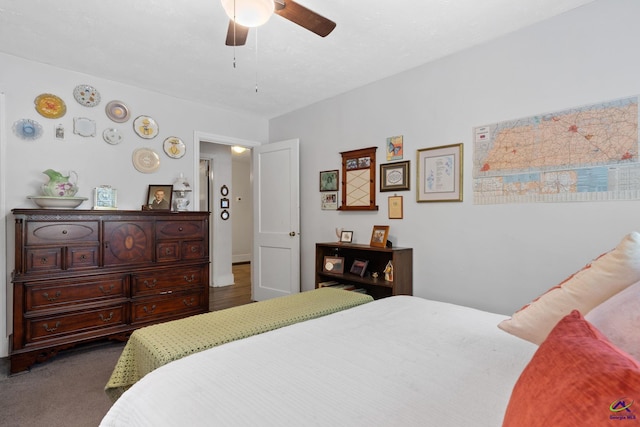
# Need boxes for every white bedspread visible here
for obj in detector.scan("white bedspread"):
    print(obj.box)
[101,296,536,427]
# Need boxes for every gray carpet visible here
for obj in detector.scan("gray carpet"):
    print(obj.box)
[0,341,125,427]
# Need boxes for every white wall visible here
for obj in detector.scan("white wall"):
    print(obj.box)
[269,0,640,315]
[232,154,252,263]
[0,53,268,357]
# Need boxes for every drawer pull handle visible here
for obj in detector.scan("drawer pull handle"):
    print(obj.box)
[43,322,61,333]
[40,257,48,264]
[43,291,61,302]
[143,305,157,314]
[100,312,114,322]
[143,279,157,288]
[159,290,173,295]
[80,254,87,260]
[183,274,196,283]
[99,284,115,294]
[190,246,198,253]
[165,248,172,255]
[178,227,184,232]
[62,230,68,235]
[183,298,195,307]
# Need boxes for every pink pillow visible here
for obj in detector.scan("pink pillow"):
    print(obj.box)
[503,310,640,427]
[586,280,640,361]
[498,232,640,344]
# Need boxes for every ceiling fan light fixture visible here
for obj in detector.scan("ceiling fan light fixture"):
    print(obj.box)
[221,0,274,28]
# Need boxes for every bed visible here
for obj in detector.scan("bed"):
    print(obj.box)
[101,232,640,426]
[101,296,537,426]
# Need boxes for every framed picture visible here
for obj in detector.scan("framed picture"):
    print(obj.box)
[323,256,345,274]
[220,198,230,209]
[146,185,173,211]
[388,195,403,219]
[349,259,369,277]
[319,170,339,191]
[417,143,463,202]
[94,186,117,210]
[370,225,390,248]
[386,135,403,161]
[340,230,353,243]
[380,160,410,192]
[321,192,338,210]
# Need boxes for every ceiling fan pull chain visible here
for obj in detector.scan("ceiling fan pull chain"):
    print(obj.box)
[255,29,259,93]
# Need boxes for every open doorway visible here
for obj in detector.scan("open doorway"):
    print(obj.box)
[199,141,253,289]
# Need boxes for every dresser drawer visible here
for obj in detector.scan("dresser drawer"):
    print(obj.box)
[25,304,127,343]
[24,244,100,273]
[26,221,99,245]
[132,266,206,296]
[25,247,63,272]
[25,275,128,312]
[156,220,205,240]
[156,240,206,262]
[131,291,206,324]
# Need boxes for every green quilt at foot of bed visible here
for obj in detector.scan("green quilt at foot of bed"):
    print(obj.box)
[105,288,373,401]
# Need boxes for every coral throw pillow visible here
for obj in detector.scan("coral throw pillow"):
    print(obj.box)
[498,232,640,344]
[503,310,640,427]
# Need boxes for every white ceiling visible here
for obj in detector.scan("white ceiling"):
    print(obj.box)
[0,0,595,120]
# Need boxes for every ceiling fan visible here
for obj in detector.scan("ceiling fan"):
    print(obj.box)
[222,0,336,46]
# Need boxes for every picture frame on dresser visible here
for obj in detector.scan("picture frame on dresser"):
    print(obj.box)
[146,185,173,211]
[370,225,390,248]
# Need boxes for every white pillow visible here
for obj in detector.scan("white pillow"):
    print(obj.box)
[585,280,640,361]
[498,231,640,344]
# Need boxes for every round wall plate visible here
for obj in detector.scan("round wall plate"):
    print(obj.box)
[105,100,130,123]
[34,93,67,118]
[132,148,160,173]
[103,128,123,145]
[73,84,101,107]
[133,115,159,139]
[163,136,186,158]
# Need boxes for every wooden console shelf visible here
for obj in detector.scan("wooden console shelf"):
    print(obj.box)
[10,209,210,373]
[315,242,412,299]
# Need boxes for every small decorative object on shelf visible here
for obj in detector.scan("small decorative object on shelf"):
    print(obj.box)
[335,227,343,243]
[384,261,394,282]
[350,259,369,277]
[94,185,117,210]
[172,173,192,211]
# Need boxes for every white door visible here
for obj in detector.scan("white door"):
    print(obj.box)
[252,139,300,301]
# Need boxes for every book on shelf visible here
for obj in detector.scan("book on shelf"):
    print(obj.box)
[318,280,340,287]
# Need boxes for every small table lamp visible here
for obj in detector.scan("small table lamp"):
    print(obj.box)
[172,173,192,211]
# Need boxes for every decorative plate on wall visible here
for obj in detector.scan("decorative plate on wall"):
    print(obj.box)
[163,136,186,158]
[132,147,160,173]
[34,93,67,119]
[13,118,43,140]
[105,100,130,123]
[73,84,101,107]
[103,128,123,145]
[133,115,159,139]
[73,117,96,137]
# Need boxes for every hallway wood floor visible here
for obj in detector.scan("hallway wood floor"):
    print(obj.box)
[209,262,253,311]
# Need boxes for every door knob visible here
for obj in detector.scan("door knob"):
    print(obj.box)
[289,231,296,236]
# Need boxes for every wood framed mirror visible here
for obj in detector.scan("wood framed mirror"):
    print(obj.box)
[339,146,378,211]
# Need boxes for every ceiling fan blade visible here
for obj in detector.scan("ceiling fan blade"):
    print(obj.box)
[225,20,250,46]
[274,0,336,37]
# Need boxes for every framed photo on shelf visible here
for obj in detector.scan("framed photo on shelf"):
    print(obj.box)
[417,143,463,202]
[370,225,390,248]
[319,170,339,191]
[388,195,403,219]
[349,259,369,277]
[340,230,353,243]
[323,256,345,274]
[146,185,173,211]
[380,160,410,192]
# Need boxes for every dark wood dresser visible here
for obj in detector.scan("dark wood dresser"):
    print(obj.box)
[10,209,210,373]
